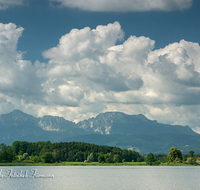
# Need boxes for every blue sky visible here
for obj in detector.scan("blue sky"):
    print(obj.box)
[0,0,200,132]
[1,0,200,63]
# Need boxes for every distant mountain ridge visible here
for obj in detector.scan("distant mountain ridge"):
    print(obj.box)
[77,112,197,136]
[38,115,76,132]
[0,109,76,131]
[0,110,200,154]
[0,110,87,144]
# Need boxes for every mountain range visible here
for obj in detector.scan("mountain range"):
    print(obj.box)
[0,110,200,154]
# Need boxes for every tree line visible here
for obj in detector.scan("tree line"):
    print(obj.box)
[146,147,198,165]
[1,141,143,163]
[0,141,198,165]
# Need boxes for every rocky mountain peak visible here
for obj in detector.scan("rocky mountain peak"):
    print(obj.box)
[0,110,199,153]
[38,115,75,131]
[0,109,36,123]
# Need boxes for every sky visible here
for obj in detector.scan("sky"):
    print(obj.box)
[0,0,200,132]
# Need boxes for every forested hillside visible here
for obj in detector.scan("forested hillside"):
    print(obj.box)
[0,141,143,163]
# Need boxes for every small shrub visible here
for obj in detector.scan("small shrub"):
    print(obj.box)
[87,153,94,162]
[187,157,196,165]
[12,159,21,163]
[175,157,182,163]
[33,156,40,163]
[113,154,122,163]
[18,151,24,155]
[22,160,34,163]
[152,160,161,165]
[23,153,29,160]
[18,155,23,161]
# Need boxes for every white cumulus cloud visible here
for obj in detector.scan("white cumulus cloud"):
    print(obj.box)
[0,23,45,113]
[1,21,200,133]
[0,0,27,10]
[49,0,193,12]
[43,22,124,63]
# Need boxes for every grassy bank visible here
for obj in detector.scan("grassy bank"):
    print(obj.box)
[0,162,147,166]
[0,162,199,166]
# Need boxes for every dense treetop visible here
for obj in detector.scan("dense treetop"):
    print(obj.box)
[10,141,142,163]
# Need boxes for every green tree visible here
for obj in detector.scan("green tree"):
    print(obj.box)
[168,146,182,163]
[18,155,23,161]
[137,157,144,162]
[0,143,7,151]
[113,154,122,163]
[18,150,24,155]
[187,157,196,165]
[145,153,156,165]
[0,146,14,163]
[159,155,168,163]
[11,141,21,154]
[41,152,54,163]
[52,149,61,162]
[7,147,14,162]
[33,156,40,163]
[19,141,29,153]
[188,150,194,158]
[105,154,112,163]
[23,153,29,160]
[87,153,94,162]
[98,154,105,163]
[39,146,52,157]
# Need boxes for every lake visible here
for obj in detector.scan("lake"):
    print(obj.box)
[0,166,200,190]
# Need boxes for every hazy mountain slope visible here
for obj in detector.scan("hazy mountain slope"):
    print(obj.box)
[77,112,197,136]
[38,115,76,131]
[62,133,200,154]
[0,110,88,144]
[0,110,44,140]
[0,110,200,154]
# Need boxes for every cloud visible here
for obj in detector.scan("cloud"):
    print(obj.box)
[0,0,27,10]
[1,21,200,133]
[0,23,44,107]
[147,40,200,106]
[43,22,124,63]
[41,22,144,110]
[41,21,200,131]
[49,0,193,12]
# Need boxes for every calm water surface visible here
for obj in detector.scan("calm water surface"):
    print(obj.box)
[0,166,200,190]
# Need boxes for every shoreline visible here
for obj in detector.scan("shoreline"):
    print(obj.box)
[0,162,198,166]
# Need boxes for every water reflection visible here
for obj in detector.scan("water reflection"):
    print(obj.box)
[0,166,199,190]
